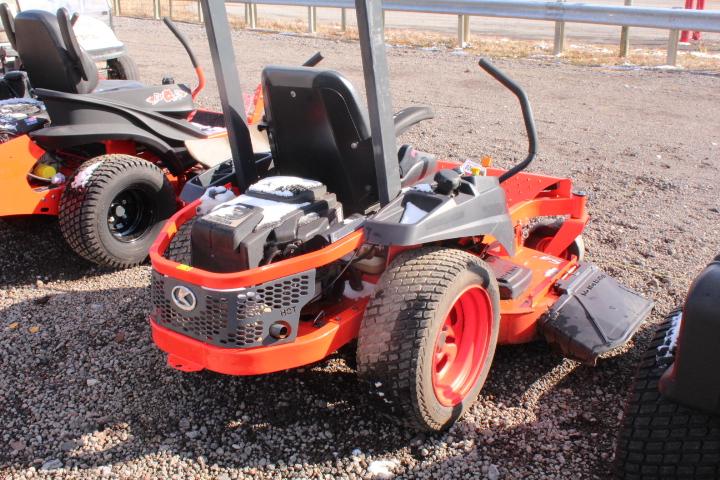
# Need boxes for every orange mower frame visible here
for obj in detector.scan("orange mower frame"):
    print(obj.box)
[149,164,588,376]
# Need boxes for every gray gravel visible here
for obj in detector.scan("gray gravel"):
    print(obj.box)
[1,17,719,479]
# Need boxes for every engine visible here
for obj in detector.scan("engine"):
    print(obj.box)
[190,176,343,273]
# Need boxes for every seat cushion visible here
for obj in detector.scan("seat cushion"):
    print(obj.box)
[185,128,270,168]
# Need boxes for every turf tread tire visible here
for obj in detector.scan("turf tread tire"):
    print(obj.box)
[614,311,720,479]
[58,155,175,268]
[356,247,500,431]
[165,217,196,265]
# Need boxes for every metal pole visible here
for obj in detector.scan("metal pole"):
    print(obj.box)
[113,0,120,16]
[463,14,470,45]
[197,0,203,23]
[619,0,632,57]
[244,3,250,24]
[680,0,693,42]
[354,0,400,205]
[457,15,464,48]
[457,14,470,48]
[308,5,317,33]
[667,28,680,66]
[199,0,257,190]
[169,0,173,20]
[693,0,704,40]
[252,4,257,28]
[341,8,347,31]
[553,0,566,55]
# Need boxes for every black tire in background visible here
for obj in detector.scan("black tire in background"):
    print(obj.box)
[59,154,176,268]
[165,217,196,265]
[356,247,500,431]
[107,54,140,81]
[614,311,720,479]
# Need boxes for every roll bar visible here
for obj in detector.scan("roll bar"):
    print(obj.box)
[198,0,257,191]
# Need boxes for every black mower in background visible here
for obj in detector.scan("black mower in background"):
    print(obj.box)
[0,6,321,268]
[0,2,139,97]
[615,255,720,479]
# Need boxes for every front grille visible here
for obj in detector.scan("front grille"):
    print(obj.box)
[152,269,315,348]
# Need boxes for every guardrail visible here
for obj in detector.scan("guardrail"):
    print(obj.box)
[115,0,720,66]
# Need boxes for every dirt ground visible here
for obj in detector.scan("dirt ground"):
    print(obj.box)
[1,16,719,480]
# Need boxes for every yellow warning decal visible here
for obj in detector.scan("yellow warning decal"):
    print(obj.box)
[176,264,193,272]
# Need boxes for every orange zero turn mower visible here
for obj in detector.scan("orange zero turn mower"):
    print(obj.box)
[149,0,653,431]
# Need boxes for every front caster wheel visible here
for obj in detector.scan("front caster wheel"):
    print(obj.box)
[525,218,585,262]
[356,247,500,431]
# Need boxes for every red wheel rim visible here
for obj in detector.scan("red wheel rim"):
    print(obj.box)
[431,286,493,407]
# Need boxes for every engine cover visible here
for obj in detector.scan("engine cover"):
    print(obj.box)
[191,176,342,273]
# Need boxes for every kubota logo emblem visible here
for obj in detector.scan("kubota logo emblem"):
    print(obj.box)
[171,285,196,312]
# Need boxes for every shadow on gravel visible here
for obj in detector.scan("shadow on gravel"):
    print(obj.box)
[0,218,121,287]
[0,285,640,477]
[1,287,420,474]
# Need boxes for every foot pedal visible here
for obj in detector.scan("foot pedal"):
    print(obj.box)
[540,263,654,365]
[486,256,533,300]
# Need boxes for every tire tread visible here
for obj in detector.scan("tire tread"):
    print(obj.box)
[615,310,720,479]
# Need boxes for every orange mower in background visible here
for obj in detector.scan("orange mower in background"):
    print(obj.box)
[0,5,322,268]
[149,0,654,431]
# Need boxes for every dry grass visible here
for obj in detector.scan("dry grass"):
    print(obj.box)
[117,0,720,71]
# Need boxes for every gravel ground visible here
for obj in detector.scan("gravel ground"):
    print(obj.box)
[1,17,719,480]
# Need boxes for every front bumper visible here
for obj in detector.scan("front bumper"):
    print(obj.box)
[151,269,317,349]
[150,298,366,375]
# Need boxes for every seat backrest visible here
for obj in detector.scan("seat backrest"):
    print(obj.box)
[262,66,379,215]
[14,9,97,94]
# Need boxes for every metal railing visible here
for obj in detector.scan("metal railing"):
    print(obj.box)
[115,0,720,65]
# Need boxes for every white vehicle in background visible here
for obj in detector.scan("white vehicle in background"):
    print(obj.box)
[1,0,138,80]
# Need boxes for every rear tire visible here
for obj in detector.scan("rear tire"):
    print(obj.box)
[356,247,500,431]
[614,311,720,479]
[107,55,140,81]
[59,155,176,268]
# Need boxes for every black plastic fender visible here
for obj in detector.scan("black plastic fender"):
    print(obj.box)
[30,87,207,175]
[363,174,515,255]
[659,255,720,414]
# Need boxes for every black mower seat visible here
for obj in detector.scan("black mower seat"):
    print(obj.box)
[262,66,434,215]
[13,9,140,95]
